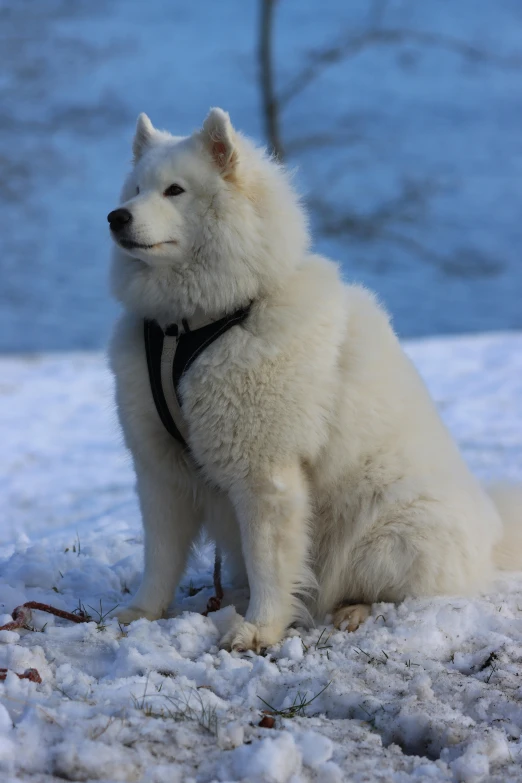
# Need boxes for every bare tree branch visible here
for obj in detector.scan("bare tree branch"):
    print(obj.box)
[258,0,284,160]
[312,187,501,276]
[317,202,453,267]
[309,178,452,266]
[378,229,450,267]
[255,4,513,277]
[280,28,522,108]
[312,178,437,238]
[285,129,363,155]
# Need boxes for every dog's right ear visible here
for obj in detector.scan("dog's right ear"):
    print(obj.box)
[133,113,156,162]
[201,108,238,177]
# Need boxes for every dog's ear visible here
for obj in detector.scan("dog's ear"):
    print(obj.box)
[201,108,238,176]
[133,113,156,162]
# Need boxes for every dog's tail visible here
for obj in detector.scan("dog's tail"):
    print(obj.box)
[489,483,522,570]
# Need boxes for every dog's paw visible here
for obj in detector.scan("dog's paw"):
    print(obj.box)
[113,605,163,625]
[220,620,282,654]
[332,603,371,632]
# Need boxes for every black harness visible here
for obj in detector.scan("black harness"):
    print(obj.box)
[144,303,252,450]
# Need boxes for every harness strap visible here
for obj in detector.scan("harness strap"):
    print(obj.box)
[144,319,188,448]
[144,303,252,449]
[171,303,252,406]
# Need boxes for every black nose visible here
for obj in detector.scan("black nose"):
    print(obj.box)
[107,208,132,233]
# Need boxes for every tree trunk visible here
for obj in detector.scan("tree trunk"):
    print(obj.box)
[258,0,284,161]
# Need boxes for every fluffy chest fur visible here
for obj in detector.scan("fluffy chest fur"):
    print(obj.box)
[111,257,347,489]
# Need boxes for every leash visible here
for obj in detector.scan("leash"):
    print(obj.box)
[0,601,91,682]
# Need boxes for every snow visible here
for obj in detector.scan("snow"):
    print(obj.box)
[1,332,522,781]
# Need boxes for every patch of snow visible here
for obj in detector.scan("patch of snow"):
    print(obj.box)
[0,332,521,781]
[279,636,305,663]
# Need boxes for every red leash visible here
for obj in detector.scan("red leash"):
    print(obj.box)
[0,578,224,684]
[0,601,90,683]
[0,601,89,633]
[0,668,42,683]
[202,548,224,616]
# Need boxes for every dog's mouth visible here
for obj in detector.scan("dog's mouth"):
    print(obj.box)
[117,238,178,250]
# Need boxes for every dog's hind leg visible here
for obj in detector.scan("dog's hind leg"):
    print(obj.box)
[320,496,480,633]
[220,462,313,653]
[116,461,202,624]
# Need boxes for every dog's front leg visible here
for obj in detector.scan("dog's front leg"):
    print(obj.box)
[220,462,311,652]
[116,461,202,624]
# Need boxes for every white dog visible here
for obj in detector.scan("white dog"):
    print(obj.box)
[108,108,521,652]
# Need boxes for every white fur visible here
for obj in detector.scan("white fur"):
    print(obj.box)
[108,109,522,651]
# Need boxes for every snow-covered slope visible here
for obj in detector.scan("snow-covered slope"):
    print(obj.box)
[1,333,522,782]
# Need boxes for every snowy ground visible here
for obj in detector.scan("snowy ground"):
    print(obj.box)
[1,332,522,782]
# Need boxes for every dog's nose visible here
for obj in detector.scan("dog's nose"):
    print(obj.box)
[107,208,132,232]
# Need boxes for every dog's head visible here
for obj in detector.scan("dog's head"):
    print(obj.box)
[109,108,309,319]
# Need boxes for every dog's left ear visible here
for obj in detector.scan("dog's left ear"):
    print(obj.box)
[201,108,238,176]
[133,113,157,162]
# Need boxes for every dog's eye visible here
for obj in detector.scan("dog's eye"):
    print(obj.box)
[136,186,140,195]
[164,184,185,197]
